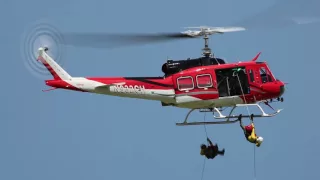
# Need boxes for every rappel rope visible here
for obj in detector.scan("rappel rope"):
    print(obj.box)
[200,113,208,180]
[254,145,256,180]
[200,72,257,180]
[235,72,251,116]
[235,72,257,180]
[203,112,208,138]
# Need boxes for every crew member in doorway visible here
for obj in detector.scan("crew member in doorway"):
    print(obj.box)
[238,114,263,147]
[200,138,225,159]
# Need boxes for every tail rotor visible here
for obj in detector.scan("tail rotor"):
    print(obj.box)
[20,19,66,79]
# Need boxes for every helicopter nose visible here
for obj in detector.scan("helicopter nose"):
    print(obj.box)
[279,85,285,96]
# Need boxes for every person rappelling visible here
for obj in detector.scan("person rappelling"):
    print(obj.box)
[238,114,263,147]
[200,137,225,159]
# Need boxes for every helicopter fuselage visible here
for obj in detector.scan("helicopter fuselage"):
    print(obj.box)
[40,47,285,109]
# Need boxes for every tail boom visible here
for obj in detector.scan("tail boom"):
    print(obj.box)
[37,46,176,102]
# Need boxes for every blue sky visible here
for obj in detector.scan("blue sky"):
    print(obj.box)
[1,0,320,179]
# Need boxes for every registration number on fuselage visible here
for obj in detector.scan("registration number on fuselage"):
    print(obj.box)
[113,84,146,94]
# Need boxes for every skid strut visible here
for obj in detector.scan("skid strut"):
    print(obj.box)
[176,103,283,126]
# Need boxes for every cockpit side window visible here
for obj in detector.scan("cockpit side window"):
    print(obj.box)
[260,67,273,83]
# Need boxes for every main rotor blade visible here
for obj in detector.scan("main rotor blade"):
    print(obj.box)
[234,0,320,29]
[61,32,197,48]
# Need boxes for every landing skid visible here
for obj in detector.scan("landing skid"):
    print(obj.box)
[176,103,283,126]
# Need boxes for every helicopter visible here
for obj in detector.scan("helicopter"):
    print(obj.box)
[37,26,285,126]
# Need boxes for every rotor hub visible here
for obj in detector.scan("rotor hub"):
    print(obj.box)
[181,26,245,58]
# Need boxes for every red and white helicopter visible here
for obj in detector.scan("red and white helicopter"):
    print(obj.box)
[37,26,285,126]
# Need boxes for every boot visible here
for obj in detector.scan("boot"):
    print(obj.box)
[219,149,225,156]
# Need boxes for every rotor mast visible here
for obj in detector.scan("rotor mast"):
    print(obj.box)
[202,33,212,57]
[183,26,218,58]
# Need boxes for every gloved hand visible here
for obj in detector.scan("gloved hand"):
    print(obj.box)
[250,114,254,121]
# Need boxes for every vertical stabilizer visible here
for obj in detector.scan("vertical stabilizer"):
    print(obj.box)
[37,47,72,80]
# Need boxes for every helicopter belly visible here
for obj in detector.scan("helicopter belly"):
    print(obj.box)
[174,96,244,109]
[211,96,244,107]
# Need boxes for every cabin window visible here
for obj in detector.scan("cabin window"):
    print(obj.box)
[177,76,194,91]
[196,74,213,88]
